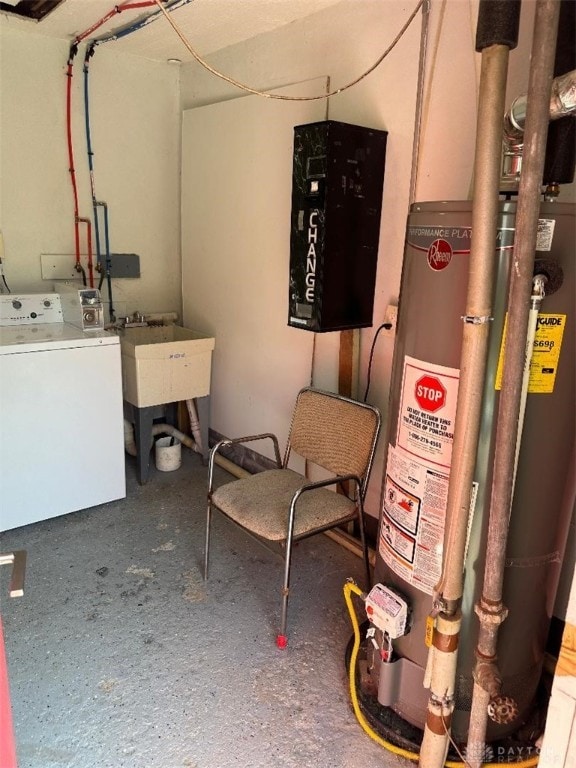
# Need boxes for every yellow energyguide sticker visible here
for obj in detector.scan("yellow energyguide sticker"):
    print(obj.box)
[495,313,566,394]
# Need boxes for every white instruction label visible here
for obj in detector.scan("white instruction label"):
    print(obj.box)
[380,443,451,595]
[379,356,460,595]
[536,218,555,252]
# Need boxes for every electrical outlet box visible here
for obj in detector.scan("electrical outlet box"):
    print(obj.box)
[382,304,398,337]
[41,254,78,280]
[106,253,141,278]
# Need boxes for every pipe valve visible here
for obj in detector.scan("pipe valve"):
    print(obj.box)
[487,694,518,725]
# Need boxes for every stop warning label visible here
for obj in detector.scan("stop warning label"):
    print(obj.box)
[397,356,460,469]
[415,375,447,412]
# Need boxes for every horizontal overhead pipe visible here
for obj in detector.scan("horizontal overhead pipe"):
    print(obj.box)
[504,68,576,137]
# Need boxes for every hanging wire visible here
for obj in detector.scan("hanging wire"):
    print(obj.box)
[151,0,425,101]
[363,322,392,402]
[442,713,474,768]
[419,0,447,159]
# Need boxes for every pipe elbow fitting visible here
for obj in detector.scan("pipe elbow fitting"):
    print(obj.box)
[473,659,501,698]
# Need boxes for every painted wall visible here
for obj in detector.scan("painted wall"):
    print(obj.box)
[181,80,326,463]
[180,3,576,755]
[0,26,181,319]
[0,0,574,751]
[179,0,575,518]
[179,0,423,515]
[1,2,571,514]
[0,1,572,581]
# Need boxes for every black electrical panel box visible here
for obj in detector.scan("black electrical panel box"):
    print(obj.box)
[288,120,387,333]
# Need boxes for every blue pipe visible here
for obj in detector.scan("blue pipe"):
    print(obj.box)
[78,0,196,320]
[83,45,115,320]
[83,47,101,266]
[97,202,113,304]
[92,0,194,47]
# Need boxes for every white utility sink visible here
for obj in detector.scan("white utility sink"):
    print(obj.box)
[120,325,215,408]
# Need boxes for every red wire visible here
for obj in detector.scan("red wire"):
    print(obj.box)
[67,0,160,282]
[78,218,95,288]
[117,2,158,9]
[74,8,118,44]
[66,54,94,286]
[73,1,158,44]
[66,60,81,268]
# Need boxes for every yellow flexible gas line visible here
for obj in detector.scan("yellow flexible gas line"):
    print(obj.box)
[343,582,539,768]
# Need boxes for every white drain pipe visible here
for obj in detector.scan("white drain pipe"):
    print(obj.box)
[123,419,200,457]
[186,399,203,454]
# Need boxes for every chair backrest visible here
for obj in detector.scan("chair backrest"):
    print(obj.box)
[285,387,381,497]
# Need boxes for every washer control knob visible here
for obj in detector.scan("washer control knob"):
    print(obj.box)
[12,300,22,310]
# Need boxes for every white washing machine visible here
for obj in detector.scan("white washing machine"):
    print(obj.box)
[0,292,126,531]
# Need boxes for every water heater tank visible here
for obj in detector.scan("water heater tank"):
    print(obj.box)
[373,200,575,742]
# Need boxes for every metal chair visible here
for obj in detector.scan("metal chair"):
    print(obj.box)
[204,387,381,648]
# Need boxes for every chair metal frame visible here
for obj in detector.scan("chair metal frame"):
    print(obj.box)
[204,387,381,646]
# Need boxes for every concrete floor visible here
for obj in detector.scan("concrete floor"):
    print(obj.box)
[0,449,410,768]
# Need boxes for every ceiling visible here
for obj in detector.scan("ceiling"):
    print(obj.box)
[0,0,346,62]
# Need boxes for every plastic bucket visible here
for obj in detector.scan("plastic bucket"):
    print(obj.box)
[155,436,182,472]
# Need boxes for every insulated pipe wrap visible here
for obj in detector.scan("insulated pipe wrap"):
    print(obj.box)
[544,0,576,185]
[475,0,521,51]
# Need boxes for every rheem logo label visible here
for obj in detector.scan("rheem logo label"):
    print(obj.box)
[427,239,452,271]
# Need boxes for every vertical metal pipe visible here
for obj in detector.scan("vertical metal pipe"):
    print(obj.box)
[438,44,512,607]
[419,41,512,768]
[408,0,431,206]
[466,1,561,764]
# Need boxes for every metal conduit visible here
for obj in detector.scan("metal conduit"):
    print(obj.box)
[419,46,513,767]
[466,1,562,764]
[420,0,521,763]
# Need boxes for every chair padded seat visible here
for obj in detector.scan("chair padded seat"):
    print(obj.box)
[212,468,356,542]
